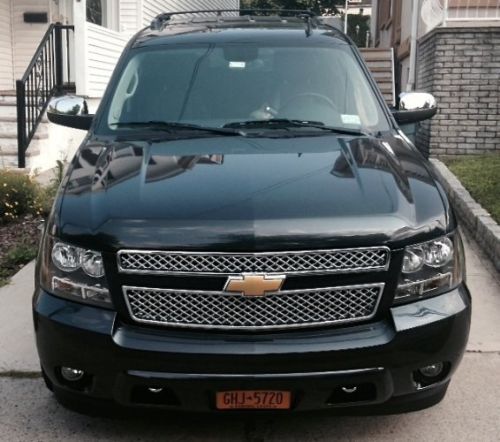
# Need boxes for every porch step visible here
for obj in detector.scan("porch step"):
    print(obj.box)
[0,139,40,162]
[0,103,17,118]
[0,115,49,124]
[0,95,17,105]
[0,119,49,135]
[0,105,53,119]
[0,151,39,169]
[359,48,395,106]
[0,137,42,155]
[0,131,48,140]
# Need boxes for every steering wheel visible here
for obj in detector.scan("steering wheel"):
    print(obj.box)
[279,92,339,117]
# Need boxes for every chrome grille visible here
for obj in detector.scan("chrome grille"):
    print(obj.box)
[123,284,384,330]
[118,247,390,275]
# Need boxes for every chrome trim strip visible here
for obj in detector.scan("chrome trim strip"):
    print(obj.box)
[128,367,385,380]
[116,246,391,276]
[122,283,385,331]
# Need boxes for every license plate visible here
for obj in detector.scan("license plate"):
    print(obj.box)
[216,390,291,410]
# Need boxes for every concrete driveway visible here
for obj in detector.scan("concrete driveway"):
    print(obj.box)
[1,235,499,442]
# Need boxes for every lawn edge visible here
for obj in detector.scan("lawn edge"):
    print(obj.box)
[431,159,500,273]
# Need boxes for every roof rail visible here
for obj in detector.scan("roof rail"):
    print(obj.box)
[150,9,316,31]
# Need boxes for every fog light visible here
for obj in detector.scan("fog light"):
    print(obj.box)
[60,367,85,382]
[419,362,444,378]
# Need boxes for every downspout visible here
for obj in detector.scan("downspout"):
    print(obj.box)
[344,0,348,33]
[73,0,89,96]
[407,0,419,91]
[371,0,378,47]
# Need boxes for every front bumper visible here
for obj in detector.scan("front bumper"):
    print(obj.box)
[33,284,471,414]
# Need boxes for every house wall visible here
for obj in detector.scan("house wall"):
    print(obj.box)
[0,0,14,90]
[86,23,129,97]
[10,0,52,80]
[119,0,141,32]
[416,27,500,156]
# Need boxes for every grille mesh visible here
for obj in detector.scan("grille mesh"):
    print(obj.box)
[124,284,384,330]
[118,248,389,275]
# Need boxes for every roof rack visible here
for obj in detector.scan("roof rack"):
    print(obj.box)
[150,9,317,31]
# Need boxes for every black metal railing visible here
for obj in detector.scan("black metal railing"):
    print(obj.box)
[16,23,74,168]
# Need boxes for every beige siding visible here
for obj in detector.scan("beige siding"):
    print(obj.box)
[142,0,240,27]
[0,0,14,90]
[119,0,140,32]
[11,0,51,80]
[86,22,128,97]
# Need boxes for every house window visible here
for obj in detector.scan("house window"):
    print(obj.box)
[86,0,118,30]
[87,0,106,26]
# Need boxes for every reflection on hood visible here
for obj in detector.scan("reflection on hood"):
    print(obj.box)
[66,142,224,195]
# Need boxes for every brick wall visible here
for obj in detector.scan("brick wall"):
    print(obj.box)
[416,27,500,156]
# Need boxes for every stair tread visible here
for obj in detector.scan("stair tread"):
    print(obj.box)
[0,132,48,140]
[0,116,49,122]
[0,146,40,156]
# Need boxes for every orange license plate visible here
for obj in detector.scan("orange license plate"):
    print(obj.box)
[216,390,291,410]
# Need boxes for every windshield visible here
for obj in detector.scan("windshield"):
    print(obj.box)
[98,43,391,136]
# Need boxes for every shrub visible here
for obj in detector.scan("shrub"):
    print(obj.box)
[0,164,64,224]
[0,171,40,223]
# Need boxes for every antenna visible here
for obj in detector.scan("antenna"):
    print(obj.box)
[421,0,446,31]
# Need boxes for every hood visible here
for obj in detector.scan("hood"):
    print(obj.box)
[56,134,449,251]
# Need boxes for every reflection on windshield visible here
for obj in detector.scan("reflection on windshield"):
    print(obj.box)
[101,44,390,136]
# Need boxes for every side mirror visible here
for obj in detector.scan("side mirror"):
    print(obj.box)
[392,92,437,125]
[47,96,94,130]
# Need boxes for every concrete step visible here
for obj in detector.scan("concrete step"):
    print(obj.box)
[0,101,52,117]
[0,155,38,169]
[0,104,17,118]
[0,138,42,156]
[0,121,49,136]
[0,115,49,124]
[0,131,48,140]
[0,95,17,105]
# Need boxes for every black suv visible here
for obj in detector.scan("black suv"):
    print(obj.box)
[36,10,470,414]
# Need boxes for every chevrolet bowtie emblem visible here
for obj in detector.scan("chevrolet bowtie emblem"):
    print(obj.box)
[224,274,286,297]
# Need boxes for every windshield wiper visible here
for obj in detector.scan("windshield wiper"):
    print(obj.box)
[223,119,370,137]
[111,121,243,136]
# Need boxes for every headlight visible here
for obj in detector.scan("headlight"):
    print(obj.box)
[40,237,112,308]
[82,250,105,277]
[395,232,465,304]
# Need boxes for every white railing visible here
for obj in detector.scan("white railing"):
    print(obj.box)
[443,0,500,23]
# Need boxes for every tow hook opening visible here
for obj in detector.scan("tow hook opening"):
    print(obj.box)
[326,383,377,405]
[130,385,181,406]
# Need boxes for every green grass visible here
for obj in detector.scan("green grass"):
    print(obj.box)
[0,242,38,287]
[444,155,500,224]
